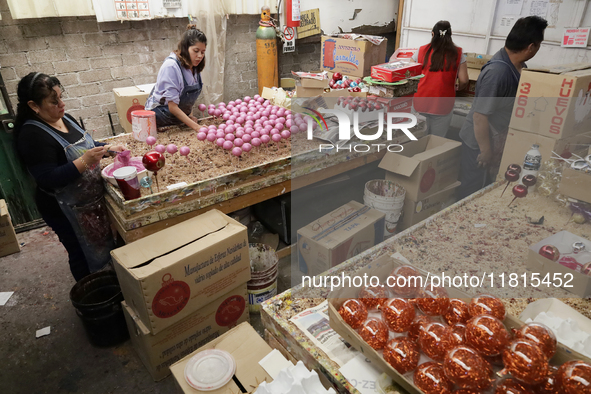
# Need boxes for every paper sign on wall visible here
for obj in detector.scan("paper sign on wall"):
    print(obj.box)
[562,28,591,48]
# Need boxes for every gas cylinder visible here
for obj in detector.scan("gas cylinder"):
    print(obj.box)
[256,6,278,96]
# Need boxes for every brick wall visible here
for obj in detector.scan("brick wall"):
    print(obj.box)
[279,41,321,80]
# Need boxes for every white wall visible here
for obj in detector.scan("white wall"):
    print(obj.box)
[400,0,591,68]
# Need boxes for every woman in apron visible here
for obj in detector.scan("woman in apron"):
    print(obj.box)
[15,73,125,281]
[145,25,206,131]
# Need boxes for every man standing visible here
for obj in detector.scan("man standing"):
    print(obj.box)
[457,16,548,200]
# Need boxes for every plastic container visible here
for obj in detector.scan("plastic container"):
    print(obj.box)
[184,349,236,391]
[113,166,141,200]
[131,109,157,142]
[69,271,129,347]
[521,144,542,185]
[363,179,406,239]
[247,243,279,313]
[101,159,149,186]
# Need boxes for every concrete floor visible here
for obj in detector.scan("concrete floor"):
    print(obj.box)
[0,226,292,394]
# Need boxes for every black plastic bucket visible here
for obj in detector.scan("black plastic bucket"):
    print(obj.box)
[70,271,129,347]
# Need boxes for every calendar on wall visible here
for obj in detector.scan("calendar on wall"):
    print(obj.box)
[115,0,151,20]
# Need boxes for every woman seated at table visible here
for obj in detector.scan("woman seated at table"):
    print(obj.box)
[145,25,207,131]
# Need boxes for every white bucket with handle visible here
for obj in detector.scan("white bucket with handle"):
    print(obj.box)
[363,180,406,239]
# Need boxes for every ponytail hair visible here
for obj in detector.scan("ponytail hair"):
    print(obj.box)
[15,72,62,135]
[175,24,207,73]
[423,21,459,72]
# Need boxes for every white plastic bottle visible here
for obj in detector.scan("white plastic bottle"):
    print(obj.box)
[520,144,542,185]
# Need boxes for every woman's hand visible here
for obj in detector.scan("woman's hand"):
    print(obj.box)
[75,146,107,173]
[189,115,199,123]
[106,144,126,157]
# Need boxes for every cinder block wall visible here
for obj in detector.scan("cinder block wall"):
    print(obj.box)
[279,42,321,79]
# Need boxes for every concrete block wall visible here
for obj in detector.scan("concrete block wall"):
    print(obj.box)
[279,41,321,79]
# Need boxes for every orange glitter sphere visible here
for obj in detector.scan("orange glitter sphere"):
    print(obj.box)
[469,294,506,321]
[338,299,368,329]
[408,315,432,342]
[513,322,557,360]
[381,298,416,332]
[358,285,389,310]
[414,362,453,394]
[388,265,421,297]
[465,314,511,356]
[443,346,493,391]
[443,298,471,325]
[495,378,534,394]
[419,322,455,362]
[359,318,389,350]
[383,337,420,374]
[556,360,591,394]
[416,285,450,316]
[450,323,466,346]
[536,365,560,394]
[502,339,549,386]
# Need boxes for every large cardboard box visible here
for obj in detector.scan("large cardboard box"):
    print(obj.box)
[527,231,591,297]
[297,201,385,277]
[379,135,461,201]
[465,52,492,69]
[113,84,154,134]
[122,283,249,381]
[559,167,591,203]
[497,128,591,181]
[111,210,250,335]
[509,63,591,139]
[0,200,20,257]
[295,85,325,97]
[170,322,273,393]
[370,62,422,83]
[456,68,480,97]
[321,35,388,78]
[398,181,460,231]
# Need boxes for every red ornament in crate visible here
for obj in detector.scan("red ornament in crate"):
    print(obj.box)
[513,322,557,360]
[443,346,493,391]
[419,322,455,362]
[469,294,506,321]
[408,315,432,342]
[414,362,453,394]
[388,265,421,297]
[556,360,591,394]
[501,339,549,386]
[443,298,471,325]
[382,298,416,332]
[416,285,450,316]
[384,337,420,374]
[358,285,388,310]
[465,314,510,357]
[359,318,389,350]
[338,299,368,329]
[539,245,560,262]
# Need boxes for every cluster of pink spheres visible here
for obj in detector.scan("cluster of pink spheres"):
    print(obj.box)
[196,95,317,157]
[146,136,191,158]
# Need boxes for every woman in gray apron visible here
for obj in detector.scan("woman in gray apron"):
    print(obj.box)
[15,73,125,281]
[145,25,206,130]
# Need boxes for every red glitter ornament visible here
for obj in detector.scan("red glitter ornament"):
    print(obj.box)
[416,285,450,316]
[452,390,480,394]
[535,365,560,394]
[513,322,557,360]
[465,314,511,356]
[381,298,416,332]
[358,285,389,310]
[414,362,453,394]
[383,337,420,374]
[539,245,560,262]
[469,294,506,321]
[443,346,493,391]
[495,378,534,394]
[450,323,466,346]
[419,322,455,362]
[443,298,471,325]
[388,265,421,297]
[556,360,591,394]
[359,318,389,350]
[338,299,368,329]
[502,339,549,385]
[408,315,432,342]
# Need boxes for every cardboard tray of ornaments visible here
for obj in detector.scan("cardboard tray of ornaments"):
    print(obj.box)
[260,180,591,394]
[101,111,427,235]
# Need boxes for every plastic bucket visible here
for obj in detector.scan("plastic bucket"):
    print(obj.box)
[70,271,129,347]
[131,110,157,142]
[363,179,406,239]
[247,243,279,313]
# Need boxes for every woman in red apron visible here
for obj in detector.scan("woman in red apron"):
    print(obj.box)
[412,21,469,138]
[15,73,125,281]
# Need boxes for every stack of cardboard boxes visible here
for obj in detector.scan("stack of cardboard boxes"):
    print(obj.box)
[457,53,492,97]
[111,210,251,381]
[0,200,20,258]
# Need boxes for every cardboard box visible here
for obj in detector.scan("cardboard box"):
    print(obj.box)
[295,85,325,97]
[300,76,328,89]
[0,200,20,257]
[497,129,591,181]
[389,47,419,62]
[379,135,462,201]
[328,254,588,394]
[297,201,385,277]
[559,167,591,203]
[321,35,388,78]
[370,62,422,83]
[113,84,154,134]
[509,63,591,139]
[111,209,250,335]
[456,68,480,97]
[122,283,249,381]
[465,52,492,69]
[170,322,273,393]
[527,231,591,297]
[398,181,460,231]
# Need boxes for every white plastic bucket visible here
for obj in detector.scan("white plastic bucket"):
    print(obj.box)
[363,179,406,239]
[247,243,279,313]
[131,110,157,142]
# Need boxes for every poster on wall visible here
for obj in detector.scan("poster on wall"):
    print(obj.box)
[115,0,151,20]
[562,27,591,48]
